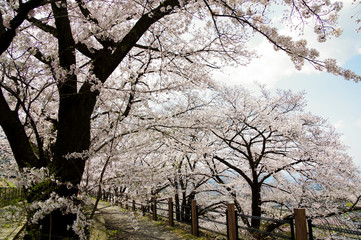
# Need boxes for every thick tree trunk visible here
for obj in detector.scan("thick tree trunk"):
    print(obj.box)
[24,210,78,240]
[52,86,97,185]
[181,191,189,222]
[251,184,262,240]
[175,193,180,221]
[22,93,96,239]
[1,86,89,239]
[22,1,100,237]
[31,89,97,238]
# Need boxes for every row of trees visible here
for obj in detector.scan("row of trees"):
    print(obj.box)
[0,0,360,239]
[87,86,360,235]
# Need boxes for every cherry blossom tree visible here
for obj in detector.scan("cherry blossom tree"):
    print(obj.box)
[87,88,230,222]
[108,85,360,236]
[87,88,218,207]
[0,0,360,238]
[205,86,361,233]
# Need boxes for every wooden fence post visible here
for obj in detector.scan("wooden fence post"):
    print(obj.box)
[168,197,174,227]
[191,200,199,236]
[141,205,145,216]
[294,208,308,240]
[227,203,238,240]
[152,197,157,221]
[125,195,129,209]
[307,219,314,240]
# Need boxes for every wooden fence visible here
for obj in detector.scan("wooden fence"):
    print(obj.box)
[100,194,309,240]
[0,187,24,207]
[307,218,361,240]
[99,193,361,240]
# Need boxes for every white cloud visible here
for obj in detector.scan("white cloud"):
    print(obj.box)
[333,120,346,130]
[213,36,326,90]
[213,40,296,88]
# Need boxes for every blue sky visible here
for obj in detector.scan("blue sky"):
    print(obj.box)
[214,1,361,168]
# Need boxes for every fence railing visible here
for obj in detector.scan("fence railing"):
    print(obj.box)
[308,218,361,240]
[98,193,361,240]
[0,187,24,207]
[237,212,295,239]
[100,193,300,240]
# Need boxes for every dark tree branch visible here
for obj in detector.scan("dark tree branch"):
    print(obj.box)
[0,0,49,55]
[213,155,252,186]
[28,17,57,37]
[0,87,41,169]
[92,0,182,82]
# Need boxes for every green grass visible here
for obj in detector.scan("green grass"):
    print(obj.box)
[150,215,226,240]
[106,229,123,239]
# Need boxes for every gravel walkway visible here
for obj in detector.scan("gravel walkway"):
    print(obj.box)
[95,201,189,240]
